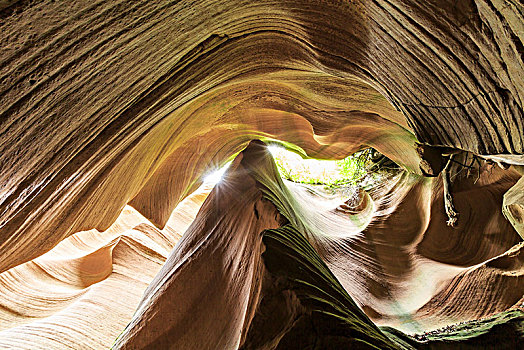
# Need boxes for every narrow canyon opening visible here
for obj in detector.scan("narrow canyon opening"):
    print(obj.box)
[0,1,523,349]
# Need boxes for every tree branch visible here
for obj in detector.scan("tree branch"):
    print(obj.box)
[442,155,459,227]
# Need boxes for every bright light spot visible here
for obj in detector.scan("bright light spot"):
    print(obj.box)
[203,162,231,184]
[267,144,282,156]
[269,146,342,184]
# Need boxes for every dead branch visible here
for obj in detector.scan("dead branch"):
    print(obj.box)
[442,155,459,227]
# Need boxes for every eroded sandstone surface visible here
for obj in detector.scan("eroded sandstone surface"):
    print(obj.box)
[0,0,523,349]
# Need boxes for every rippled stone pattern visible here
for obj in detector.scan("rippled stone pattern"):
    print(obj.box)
[0,0,523,349]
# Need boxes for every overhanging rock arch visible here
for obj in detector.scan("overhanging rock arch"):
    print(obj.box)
[0,0,522,348]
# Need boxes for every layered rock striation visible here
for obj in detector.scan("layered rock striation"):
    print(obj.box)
[0,0,523,349]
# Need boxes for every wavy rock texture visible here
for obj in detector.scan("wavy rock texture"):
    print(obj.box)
[504,174,524,238]
[0,0,523,349]
[112,141,523,348]
[112,141,401,349]
[0,184,210,349]
[1,0,523,272]
[0,141,523,348]
[280,163,524,332]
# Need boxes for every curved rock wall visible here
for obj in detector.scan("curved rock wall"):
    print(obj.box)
[0,0,523,348]
[1,0,522,272]
[0,140,522,348]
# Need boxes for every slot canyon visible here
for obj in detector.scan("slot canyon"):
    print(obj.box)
[0,0,523,349]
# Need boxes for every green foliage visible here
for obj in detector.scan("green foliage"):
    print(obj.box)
[335,150,369,184]
[270,146,389,190]
[275,158,294,181]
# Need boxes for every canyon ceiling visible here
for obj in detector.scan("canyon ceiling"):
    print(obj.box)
[0,0,523,349]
